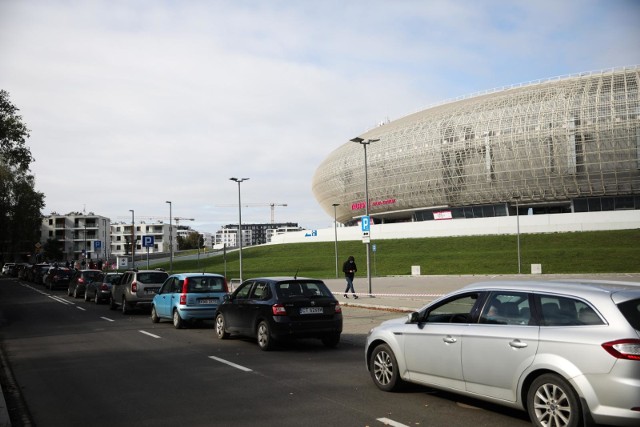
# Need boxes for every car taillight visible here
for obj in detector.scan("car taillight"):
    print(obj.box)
[180,293,186,305]
[78,277,85,284]
[602,339,640,361]
[131,281,137,292]
[182,278,190,293]
[223,279,228,293]
[334,302,342,313]
[272,304,287,316]
[100,284,109,291]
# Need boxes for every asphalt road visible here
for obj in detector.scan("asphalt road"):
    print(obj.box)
[0,276,540,426]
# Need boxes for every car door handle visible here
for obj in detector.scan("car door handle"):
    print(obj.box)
[509,339,528,349]
[443,335,457,344]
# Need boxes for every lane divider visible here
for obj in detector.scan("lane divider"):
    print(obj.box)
[208,356,253,372]
[139,330,161,339]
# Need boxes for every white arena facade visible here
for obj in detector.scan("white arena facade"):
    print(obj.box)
[273,67,640,244]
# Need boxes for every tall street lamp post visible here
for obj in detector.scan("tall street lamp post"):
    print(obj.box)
[513,196,521,274]
[350,137,379,296]
[166,201,173,273]
[129,209,135,269]
[332,203,340,278]
[230,177,249,282]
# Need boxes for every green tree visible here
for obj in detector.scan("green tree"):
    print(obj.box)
[178,232,202,250]
[0,90,45,262]
[42,238,64,262]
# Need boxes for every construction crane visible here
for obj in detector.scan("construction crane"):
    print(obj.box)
[217,203,287,224]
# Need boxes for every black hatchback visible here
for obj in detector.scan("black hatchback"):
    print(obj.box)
[214,277,343,351]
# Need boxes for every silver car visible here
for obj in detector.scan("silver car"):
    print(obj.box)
[365,280,640,427]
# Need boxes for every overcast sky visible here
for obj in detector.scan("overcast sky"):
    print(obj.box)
[1,0,639,233]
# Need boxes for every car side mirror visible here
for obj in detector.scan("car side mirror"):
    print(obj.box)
[407,312,420,323]
[223,294,231,302]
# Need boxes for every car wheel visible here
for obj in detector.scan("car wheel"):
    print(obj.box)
[94,292,100,304]
[121,297,130,315]
[109,295,117,310]
[172,310,184,329]
[256,321,274,351]
[215,313,229,339]
[67,287,73,297]
[84,290,90,302]
[369,343,406,392]
[321,333,341,348]
[73,287,79,299]
[527,373,581,427]
[151,306,159,323]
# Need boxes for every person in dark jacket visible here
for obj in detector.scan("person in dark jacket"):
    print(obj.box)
[342,255,358,299]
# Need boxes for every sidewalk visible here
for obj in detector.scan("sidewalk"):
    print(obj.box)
[323,273,640,312]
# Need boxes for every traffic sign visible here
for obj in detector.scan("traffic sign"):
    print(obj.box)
[94,240,102,250]
[361,216,370,233]
[142,235,155,248]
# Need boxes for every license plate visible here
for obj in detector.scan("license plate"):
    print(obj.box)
[145,288,158,294]
[199,299,217,304]
[300,307,323,315]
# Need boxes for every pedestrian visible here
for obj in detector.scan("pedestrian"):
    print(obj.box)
[342,255,358,299]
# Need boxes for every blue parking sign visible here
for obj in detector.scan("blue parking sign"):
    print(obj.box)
[142,235,155,248]
[361,216,370,232]
[94,240,102,250]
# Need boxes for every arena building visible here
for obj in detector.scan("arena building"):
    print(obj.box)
[312,66,640,230]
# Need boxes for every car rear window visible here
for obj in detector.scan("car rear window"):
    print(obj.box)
[185,276,226,293]
[84,271,102,280]
[106,274,123,284]
[137,272,169,283]
[617,298,640,330]
[276,281,332,298]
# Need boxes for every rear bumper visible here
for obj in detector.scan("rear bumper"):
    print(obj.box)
[270,317,343,339]
[177,306,218,320]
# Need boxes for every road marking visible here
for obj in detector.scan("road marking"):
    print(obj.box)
[377,418,409,427]
[76,306,86,311]
[139,330,161,339]
[101,317,115,322]
[208,356,253,372]
[48,295,72,305]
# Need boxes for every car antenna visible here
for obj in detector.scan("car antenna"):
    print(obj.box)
[294,268,299,280]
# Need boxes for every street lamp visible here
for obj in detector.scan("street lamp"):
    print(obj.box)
[350,136,379,296]
[129,209,135,269]
[515,197,521,274]
[332,203,340,278]
[166,201,173,273]
[230,177,249,282]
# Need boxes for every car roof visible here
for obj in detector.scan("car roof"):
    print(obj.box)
[169,272,224,278]
[245,277,323,282]
[462,280,640,298]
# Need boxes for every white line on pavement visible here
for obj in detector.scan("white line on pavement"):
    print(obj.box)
[139,330,161,339]
[48,295,72,305]
[101,317,115,322]
[76,306,86,311]
[377,418,409,427]
[208,356,253,372]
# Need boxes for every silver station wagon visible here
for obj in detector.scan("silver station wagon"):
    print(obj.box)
[365,280,640,427]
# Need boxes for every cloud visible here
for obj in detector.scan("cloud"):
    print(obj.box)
[1,0,638,232]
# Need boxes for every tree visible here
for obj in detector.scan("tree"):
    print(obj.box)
[0,90,45,262]
[42,238,64,262]
[177,232,203,250]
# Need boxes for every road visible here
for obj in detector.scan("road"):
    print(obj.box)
[0,276,534,427]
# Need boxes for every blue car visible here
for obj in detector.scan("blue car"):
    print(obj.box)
[151,273,228,328]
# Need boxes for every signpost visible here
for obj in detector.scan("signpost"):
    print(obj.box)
[142,235,154,269]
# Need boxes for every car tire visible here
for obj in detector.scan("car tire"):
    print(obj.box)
[94,292,100,304]
[215,314,229,339]
[321,333,341,348]
[67,287,73,297]
[73,288,80,299]
[109,295,117,310]
[121,297,130,315]
[84,290,90,302]
[527,373,581,427]
[172,310,184,329]
[369,343,406,392]
[256,320,274,351]
[151,306,160,323]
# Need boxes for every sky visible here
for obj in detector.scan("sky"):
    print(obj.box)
[1,0,639,234]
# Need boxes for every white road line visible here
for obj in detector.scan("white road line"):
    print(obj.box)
[139,330,161,339]
[208,356,253,372]
[100,317,115,322]
[76,306,86,311]
[377,418,409,427]
[48,295,72,305]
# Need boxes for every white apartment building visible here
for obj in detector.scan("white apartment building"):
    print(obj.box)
[41,213,111,262]
[110,221,173,257]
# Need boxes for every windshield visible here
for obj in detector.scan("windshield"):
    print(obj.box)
[185,276,226,293]
[276,281,332,298]
[137,272,169,284]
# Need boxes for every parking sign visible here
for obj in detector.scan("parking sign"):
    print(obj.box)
[142,235,155,248]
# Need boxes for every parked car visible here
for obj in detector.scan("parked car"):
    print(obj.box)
[214,277,343,351]
[67,269,103,298]
[365,280,640,427]
[31,263,50,284]
[44,266,73,290]
[1,263,15,275]
[110,269,169,314]
[85,272,122,304]
[151,273,228,328]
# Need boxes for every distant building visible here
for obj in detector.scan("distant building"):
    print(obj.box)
[110,221,173,257]
[40,213,111,262]
[215,222,300,247]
